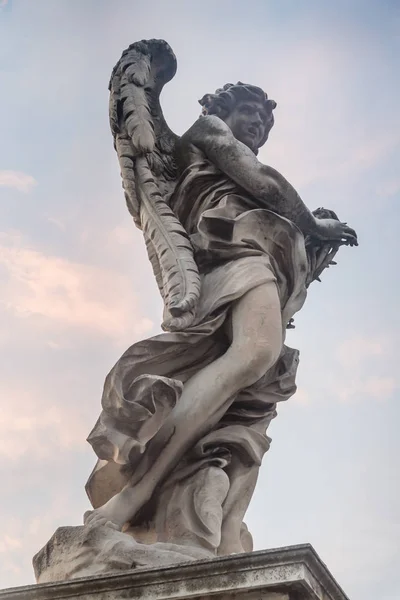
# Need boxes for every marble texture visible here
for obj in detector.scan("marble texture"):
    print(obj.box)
[32,522,212,584]
[4,546,350,600]
[83,37,357,547]
[32,38,357,578]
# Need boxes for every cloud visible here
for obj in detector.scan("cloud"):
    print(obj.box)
[267,115,400,190]
[336,335,386,368]
[352,132,400,169]
[293,388,311,406]
[0,231,156,466]
[365,376,397,399]
[291,334,397,407]
[0,4,399,596]
[0,170,37,193]
[0,535,22,553]
[0,232,153,341]
[45,216,66,231]
[339,376,397,403]
[0,501,81,586]
[253,34,400,194]
[0,382,89,461]
[108,225,133,246]
[334,335,397,403]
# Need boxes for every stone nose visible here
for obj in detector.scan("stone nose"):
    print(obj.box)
[251,113,263,127]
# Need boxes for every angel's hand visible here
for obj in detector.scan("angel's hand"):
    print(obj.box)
[314,217,358,246]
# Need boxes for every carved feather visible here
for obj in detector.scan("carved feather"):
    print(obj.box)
[114,134,140,225]
[120,45,151,86]
[109,39,201,330]
[136,157,201,326]
[120,80,155,154]
[109,89,120,137]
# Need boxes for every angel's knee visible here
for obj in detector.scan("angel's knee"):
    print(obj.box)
[227,339,281,389]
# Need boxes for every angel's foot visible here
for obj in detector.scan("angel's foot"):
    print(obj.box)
[84,485,150,532]
[83,509,122,531]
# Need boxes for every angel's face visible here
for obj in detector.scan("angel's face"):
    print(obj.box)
[223,100,271,152]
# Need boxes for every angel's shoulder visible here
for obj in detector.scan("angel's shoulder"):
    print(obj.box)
[181,116,233,149]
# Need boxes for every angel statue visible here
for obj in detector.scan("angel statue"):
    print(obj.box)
[79,39,357,565]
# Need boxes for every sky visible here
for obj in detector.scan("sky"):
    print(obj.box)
[0,0,399,598]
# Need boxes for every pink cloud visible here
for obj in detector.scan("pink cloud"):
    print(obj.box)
[0,170,37,193]
[364,376,397,400]
[0,383,89,461]
[0,535,22,553]
[0,498,81,587]
[339,376,397,403]
[108,225,133,246]
[293,388,311,406]
[335,336,397,403]
[0,232,153,341]
[336,335,386,368]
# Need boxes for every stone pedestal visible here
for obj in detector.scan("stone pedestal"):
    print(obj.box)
[0,544,348,600]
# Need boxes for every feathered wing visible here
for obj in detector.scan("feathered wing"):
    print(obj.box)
[109,39,201,331]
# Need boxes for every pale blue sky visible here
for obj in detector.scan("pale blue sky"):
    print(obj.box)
[0,1,399,599]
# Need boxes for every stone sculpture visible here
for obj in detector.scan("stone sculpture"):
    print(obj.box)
[33,39,357,582]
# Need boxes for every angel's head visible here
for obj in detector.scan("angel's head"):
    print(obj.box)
[199,82,276,154]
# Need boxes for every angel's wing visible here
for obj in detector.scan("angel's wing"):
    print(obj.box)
[109,39,200,331]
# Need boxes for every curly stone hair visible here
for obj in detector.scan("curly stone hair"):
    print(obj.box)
[198,82,277,146]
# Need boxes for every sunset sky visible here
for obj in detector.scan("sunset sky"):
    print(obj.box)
[0,1,399,599]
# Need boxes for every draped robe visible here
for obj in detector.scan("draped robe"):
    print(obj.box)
[86,150,310,536]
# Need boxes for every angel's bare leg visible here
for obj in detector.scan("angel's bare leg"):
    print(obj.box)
[86,281,282,529]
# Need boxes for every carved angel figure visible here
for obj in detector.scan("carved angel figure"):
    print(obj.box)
[85,39,357,556]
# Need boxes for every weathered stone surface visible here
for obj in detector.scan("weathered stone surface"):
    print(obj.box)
[79,38,357,549]
[32,523,212,584]
[2,545,349,600]
[31,38,358,577]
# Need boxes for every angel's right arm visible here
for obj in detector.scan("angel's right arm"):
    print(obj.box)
[183,115,318,236]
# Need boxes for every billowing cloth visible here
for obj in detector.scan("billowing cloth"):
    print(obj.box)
[86,156,309,509]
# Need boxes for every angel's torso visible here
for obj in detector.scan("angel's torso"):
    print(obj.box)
[172,131,262,232]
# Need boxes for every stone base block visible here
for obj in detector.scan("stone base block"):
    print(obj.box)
[0,544,349,600]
